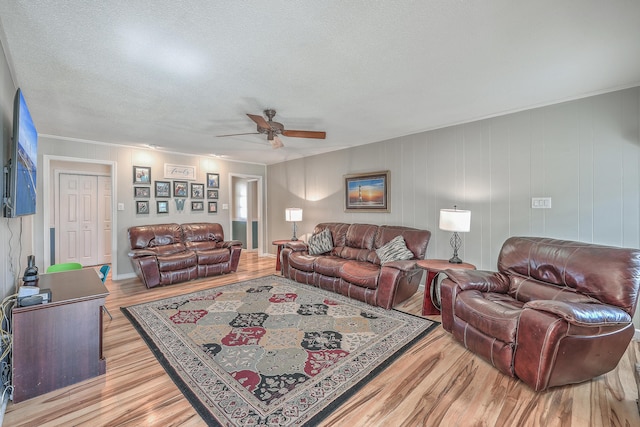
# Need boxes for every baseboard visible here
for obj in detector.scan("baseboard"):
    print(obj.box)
[113,272,137,281]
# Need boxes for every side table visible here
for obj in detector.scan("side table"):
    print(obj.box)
[272,240,294,272]
[416,259,475,316]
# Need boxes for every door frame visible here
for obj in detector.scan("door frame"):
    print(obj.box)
[228,173,264,256]
[42,155,117,273]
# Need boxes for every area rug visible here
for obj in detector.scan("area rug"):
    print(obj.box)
[122,275,438,426]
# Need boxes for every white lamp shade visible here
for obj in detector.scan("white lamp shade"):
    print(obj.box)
[439,209,471,232]
[285,208,303,222]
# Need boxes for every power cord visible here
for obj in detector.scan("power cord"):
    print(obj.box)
[0,294,16,401]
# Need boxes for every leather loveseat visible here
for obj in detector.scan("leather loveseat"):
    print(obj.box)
[127,223,242,288]
[281,222,431,309]
[440,236,640,391]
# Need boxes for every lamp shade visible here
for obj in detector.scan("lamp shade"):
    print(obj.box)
[285,208,303,222]
[439,209,471,232]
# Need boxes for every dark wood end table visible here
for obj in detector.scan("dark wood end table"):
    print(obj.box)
[272,240,295,272]
[416,259,476,315]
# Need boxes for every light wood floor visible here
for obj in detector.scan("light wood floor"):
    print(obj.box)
[5,252,640,426]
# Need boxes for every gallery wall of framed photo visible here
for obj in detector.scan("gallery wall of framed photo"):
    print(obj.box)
[133,165,220,215]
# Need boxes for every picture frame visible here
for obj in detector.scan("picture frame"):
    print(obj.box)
[191,201,204,211]
[134,186,150,198]
[207,173,220,188]
[191,183,205,199]
[207,189,218,199]
[133,166,151,184]
[155,181,170,198]
[164,163,196,180]
[157,200,169,214]
[136,200,150,214]
[173,181,188,197]
[344,170,390,212]
[208,201,218,213]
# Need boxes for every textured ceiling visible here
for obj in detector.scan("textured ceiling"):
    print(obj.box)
[1,1,639,165]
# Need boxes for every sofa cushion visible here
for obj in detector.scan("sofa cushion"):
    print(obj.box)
[308,228,333,255]
[185,241,220,251]
[314,256,349,277]
[196,248,231,265]
[346,224,378,250]
[288,252,317,272]
[182,222,224,243]
[340,261,379,289]
[376,235,414,264]
[156,251,198,272]
[455,290,523,344]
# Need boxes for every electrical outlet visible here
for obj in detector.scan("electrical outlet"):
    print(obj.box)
[531,197,552,209]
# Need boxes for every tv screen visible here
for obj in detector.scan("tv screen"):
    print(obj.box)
[5,88,38,217]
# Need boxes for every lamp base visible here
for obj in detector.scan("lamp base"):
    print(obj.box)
[448,256,463,264]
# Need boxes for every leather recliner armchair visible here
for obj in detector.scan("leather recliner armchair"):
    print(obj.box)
[440,236,640,391]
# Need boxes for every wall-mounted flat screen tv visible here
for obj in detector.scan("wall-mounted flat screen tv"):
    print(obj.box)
[4,88,38,217]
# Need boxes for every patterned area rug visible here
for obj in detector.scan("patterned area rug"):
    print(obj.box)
[122,275,437,426]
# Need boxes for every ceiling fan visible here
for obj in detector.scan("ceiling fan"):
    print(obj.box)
[217,109,326,149]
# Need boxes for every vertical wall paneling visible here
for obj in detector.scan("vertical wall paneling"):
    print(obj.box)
[266,87,640,326]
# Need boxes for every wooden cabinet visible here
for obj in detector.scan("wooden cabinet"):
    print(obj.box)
[12,269,109,403]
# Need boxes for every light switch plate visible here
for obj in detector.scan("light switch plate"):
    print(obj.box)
[117,203,125,211]
[531,197,551,209]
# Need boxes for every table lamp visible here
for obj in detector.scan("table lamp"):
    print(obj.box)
[439,206,471,264]
[285,208,303,241]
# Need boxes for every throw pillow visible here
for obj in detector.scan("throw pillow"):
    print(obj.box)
[376,235,414,264]
[308,228,333,255]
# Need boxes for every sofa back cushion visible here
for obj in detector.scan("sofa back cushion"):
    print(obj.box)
[498,236,640,315]
[375,226,431,260]
[128,223,183,250]
[314,223,350,255]
[182,222,224,243]
[340,223,379,261]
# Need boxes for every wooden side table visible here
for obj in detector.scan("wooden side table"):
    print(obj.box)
[416,259,475,315]
[272,240,294,272]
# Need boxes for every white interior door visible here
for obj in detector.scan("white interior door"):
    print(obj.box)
[58,174,98,266]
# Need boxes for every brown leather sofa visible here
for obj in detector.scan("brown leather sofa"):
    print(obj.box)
[440,236,640,391]
[127,223,242,288]
[281,222,431,309]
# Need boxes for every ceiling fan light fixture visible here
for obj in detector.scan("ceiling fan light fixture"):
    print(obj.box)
[270,136,284,149]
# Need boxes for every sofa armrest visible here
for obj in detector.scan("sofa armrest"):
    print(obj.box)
[443,269,510,293]
[284,241,308,252]
[380,260,417,272]
[128,249,158,258]
[222,240,243,248]
[524,300,631,326]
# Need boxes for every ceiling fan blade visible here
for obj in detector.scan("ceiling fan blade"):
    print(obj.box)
[282,130,326,139]
[269,135,284,149]
[216,132,260,137]
[247,113,271,130]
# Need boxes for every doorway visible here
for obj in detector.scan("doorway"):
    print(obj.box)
[230,174,263,253]
[43,156,116,271]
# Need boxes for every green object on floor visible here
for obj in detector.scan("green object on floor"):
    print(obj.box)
[46,262,82,273]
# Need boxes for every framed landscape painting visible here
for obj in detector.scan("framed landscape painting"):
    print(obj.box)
[344,170,390,212]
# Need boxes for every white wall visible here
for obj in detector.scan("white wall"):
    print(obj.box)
[34,137,266,279]
[267,87,640,325]
[0,29,34,298]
